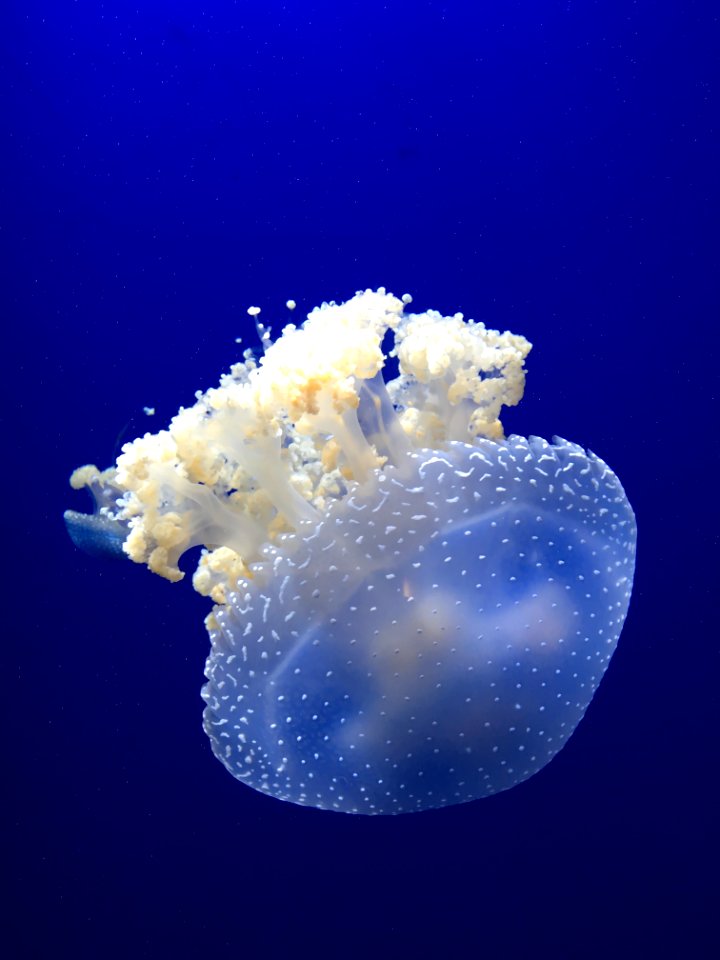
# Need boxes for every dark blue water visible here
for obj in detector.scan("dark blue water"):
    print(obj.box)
[5,2,717,956]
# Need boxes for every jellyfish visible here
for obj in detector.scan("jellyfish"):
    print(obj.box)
[66,289,636,814]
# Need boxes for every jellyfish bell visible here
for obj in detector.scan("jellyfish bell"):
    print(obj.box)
[67,288,636,814]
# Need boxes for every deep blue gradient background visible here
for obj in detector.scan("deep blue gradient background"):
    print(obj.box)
[4,2,718,956]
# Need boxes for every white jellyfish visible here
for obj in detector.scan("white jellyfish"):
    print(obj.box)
[66,289,636,814]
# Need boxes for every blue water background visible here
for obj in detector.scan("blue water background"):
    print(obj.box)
[4,2,717,956]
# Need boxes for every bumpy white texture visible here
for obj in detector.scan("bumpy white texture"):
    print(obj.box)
[71,289,532,602]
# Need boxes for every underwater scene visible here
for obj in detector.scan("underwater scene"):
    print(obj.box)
[6,2,717,956]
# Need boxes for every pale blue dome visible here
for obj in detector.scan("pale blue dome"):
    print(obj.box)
[203,435,636,813]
